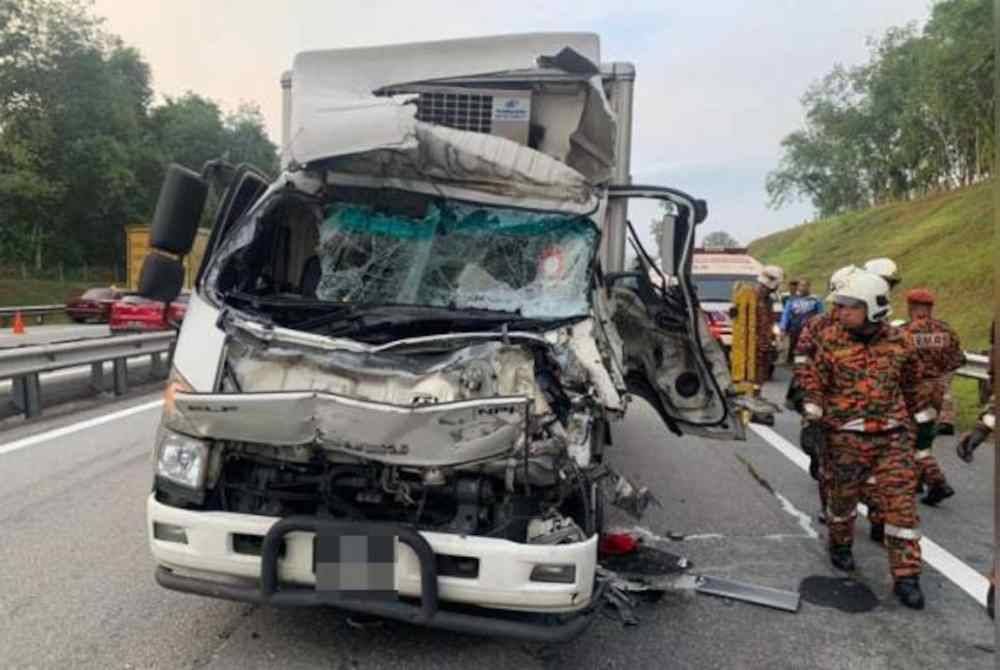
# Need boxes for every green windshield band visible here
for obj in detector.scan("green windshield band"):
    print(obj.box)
[323,203,596,240]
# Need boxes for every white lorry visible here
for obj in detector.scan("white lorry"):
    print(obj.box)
[139,33,743,642]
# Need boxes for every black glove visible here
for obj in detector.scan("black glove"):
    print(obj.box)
[915,422,936,452]
[800,421,826,481]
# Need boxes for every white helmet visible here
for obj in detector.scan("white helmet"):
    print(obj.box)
[757,265,784,290]
[828,265,859,294]
[831,270,892,323]
[863,258,900,286]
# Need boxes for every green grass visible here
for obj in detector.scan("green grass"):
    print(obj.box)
[750,182,993,428]
[0,279,96,307]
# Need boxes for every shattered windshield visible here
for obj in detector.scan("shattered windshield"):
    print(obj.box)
[315,202,598,319]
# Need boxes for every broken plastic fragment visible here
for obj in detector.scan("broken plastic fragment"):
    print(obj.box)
[599,532,640,556]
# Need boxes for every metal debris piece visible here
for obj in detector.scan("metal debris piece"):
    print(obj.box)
[732,394,782,417]
[694,575,800,613]
[596,568,644,625]
[607,472,661,519]
[527,514,586,545]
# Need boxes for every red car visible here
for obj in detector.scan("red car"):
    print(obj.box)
[109,293,189,333]
[65,287,127,323]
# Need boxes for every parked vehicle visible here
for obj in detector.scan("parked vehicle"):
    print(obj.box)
[691,249,762,355]
[65,287,127,323]
[109,293,189,333]
[137,33,745,642]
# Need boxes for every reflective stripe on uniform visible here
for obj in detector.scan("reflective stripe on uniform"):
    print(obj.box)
[915,449,932,460]
[884,524,921,541]
[838,418,902,432]
[914,408,937,424]
[794,355,808,365]
[984,413,996,430]
[865,476,877,485]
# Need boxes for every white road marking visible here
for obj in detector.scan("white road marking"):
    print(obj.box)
[750,423,990,607]
[774,492,819,539]
[0,399,163,457]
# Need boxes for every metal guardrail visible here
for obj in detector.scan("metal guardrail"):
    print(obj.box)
[0,304,66,326]
[2,332,176,418]
[957,352,990,381]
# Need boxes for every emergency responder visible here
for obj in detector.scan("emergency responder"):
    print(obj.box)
[863,257,901,289]
[792,266,857,507]
[900,288,962,505]
[792,265,881,537]
[755,265,783,385]
[781,279,823,364]
[800,270,933,609]
[782,279,799,307]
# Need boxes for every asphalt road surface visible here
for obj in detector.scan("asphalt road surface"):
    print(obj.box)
[0,366,994,669]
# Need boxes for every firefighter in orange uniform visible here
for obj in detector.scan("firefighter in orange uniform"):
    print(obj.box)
[800,270,933,609]
[899,288,962,505]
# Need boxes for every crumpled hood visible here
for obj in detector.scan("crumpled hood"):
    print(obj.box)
[166,390,529,467]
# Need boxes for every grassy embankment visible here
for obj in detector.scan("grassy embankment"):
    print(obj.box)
[750,181,993,429]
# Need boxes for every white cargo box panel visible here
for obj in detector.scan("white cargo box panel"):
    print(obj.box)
[287,33,599,165]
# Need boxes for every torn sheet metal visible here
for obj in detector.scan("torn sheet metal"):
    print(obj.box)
[326,122,601,215]
[694,575,801,613]
[289,33,600,165]
[547,318,625,411]
[168,390,529,467]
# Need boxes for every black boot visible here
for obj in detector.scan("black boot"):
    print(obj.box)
[869,523,885,544]
[936,423,955,436]
[921,484,955,506]
[893,576,925,610]
[830,545,855,572]
[988,584,995,620]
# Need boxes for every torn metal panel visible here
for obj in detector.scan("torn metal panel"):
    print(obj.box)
[694,575,801,613]
[547,318,625,411]
[565,76,617,184]
[168,390,529,467]
[226,339,545,411]
[326,123,601,215]
[611,283,745,439]
[289,33,600,165]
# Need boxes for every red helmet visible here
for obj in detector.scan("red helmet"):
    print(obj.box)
[905,288,935,305]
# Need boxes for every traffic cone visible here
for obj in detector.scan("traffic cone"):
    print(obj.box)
[12,311,25,335]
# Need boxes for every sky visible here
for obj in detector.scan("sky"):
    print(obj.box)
[93,0,933,249]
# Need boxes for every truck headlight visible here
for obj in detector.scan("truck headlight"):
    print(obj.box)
[155,428,208,489]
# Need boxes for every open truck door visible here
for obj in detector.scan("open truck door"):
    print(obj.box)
[605,186,745,440]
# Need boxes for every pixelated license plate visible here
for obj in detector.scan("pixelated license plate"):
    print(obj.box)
[313,532,397,601]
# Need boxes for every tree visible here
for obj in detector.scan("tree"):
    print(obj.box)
[767,0,993,217]
[224,102,279,174]
[702,231,739,248]
[0,0,279,273]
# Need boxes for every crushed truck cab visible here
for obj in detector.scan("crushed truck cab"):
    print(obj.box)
[142,33,743,642]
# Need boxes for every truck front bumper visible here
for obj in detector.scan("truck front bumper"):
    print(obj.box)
[148,495,600,642]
